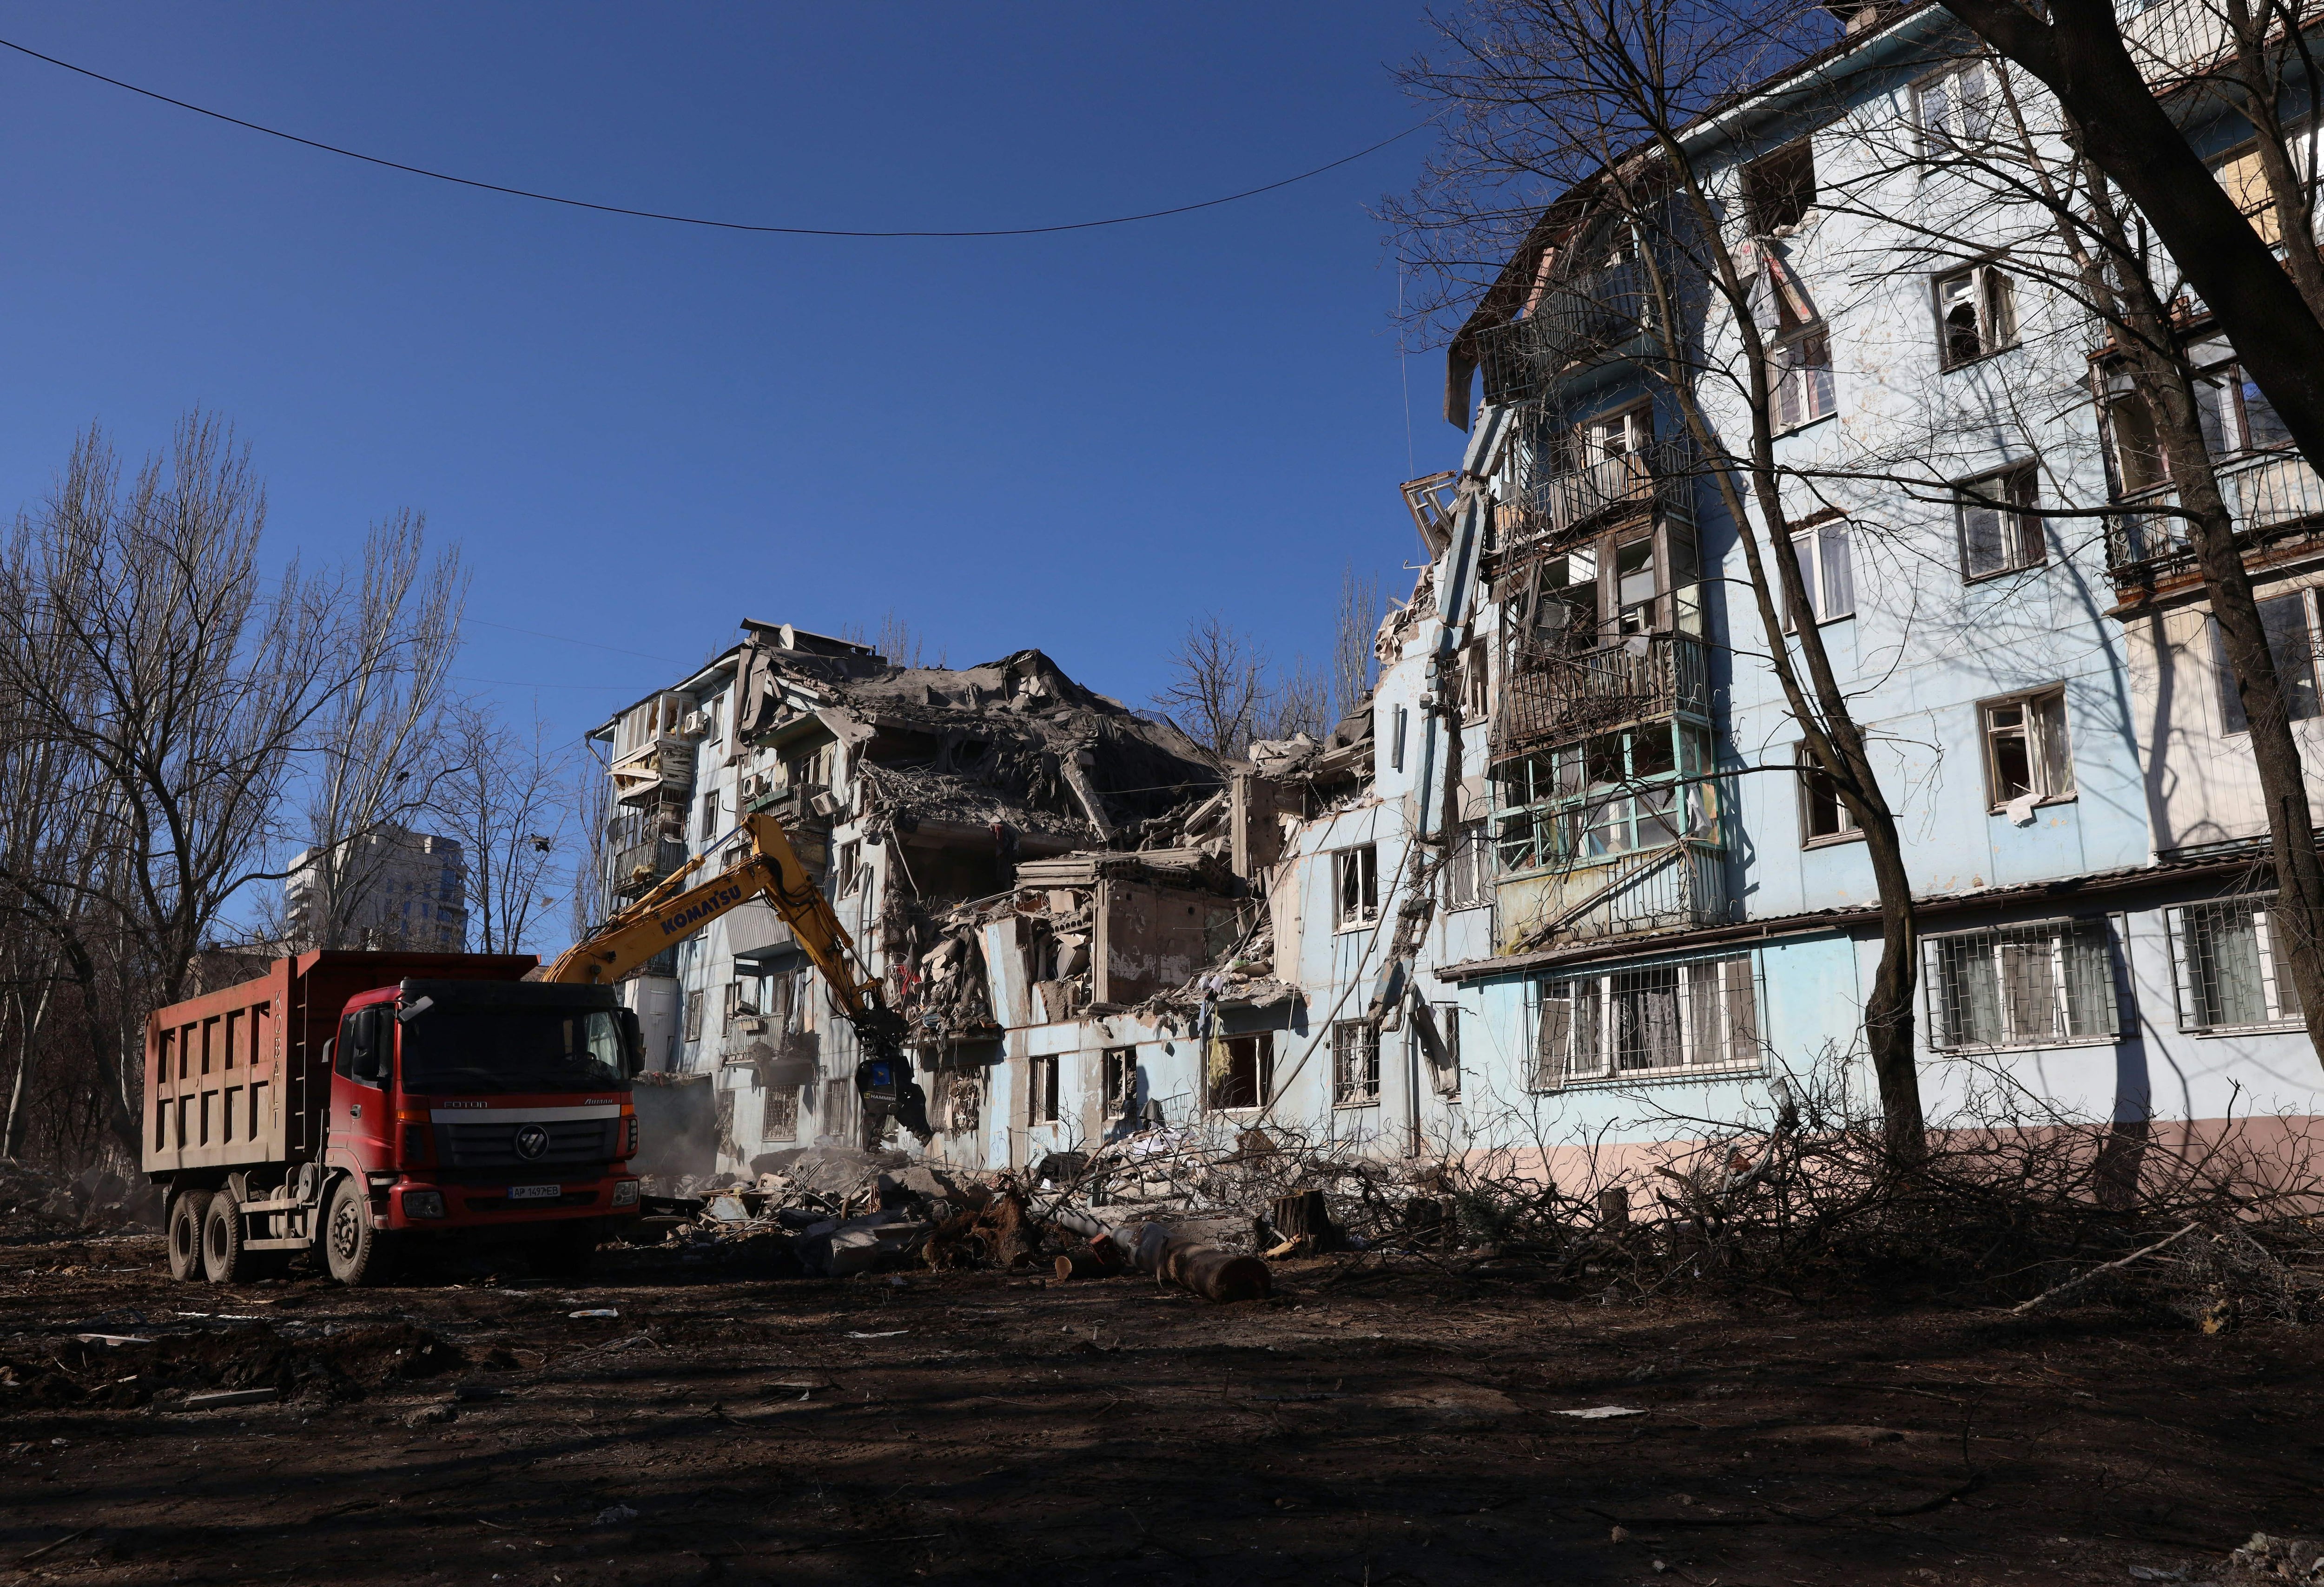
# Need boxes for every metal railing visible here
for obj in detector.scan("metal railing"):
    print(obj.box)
[1475,256,1661,405]
[2119,0,2324,83]
[1536,838,1728,945]
[1510,437,1696,545]
[610,836,690,898]
[1498,632,1709,752]
[2105,448,2324,583]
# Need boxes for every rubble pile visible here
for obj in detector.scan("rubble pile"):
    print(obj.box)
[0,1160,161,1237]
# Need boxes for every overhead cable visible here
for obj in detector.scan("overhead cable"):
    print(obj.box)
[0,35,1434,238]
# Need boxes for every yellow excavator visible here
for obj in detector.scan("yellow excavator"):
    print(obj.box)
[545,810,933,1144]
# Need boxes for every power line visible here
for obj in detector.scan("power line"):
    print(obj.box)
[0,35,1436,239]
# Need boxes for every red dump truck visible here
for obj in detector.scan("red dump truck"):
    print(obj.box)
[144,952,645,1285]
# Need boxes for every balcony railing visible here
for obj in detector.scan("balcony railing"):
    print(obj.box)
[2119,0,2324,85]
[1497,632,1708,753]
[1510,437,1696,546]
[610,836,691,898]
[2105,448,2324,585]
[1475,257,1660,405]
[1523,838,1728,947]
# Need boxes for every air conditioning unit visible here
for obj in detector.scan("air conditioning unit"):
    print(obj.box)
[678,711,708,739]
[739,772,764,800]
[808,790,843,818]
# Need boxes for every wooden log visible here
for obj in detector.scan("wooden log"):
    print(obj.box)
[1268,1189,1337,1251]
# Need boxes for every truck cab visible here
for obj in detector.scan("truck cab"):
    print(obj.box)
[147,953,647,1286]
[326,979,644,1256]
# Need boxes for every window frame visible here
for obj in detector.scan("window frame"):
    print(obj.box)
[1954,462,2046,582]
[1923,915,2127,1052]
[1769,323,1836,433]
[1782,515,1856,629]
[1932,259,2020,370]
[759,1086,799,1144]
[1742,138,1818,236]
[1206,1032,1274,1113]
[1101,1046,1138,1119]
[1445,819,1493,910]
[1978,684,2076,812]
[1334,844,1380,930]
[1028,1053,1060,1126]
[1529,954,1762,1090]
[1914,55,2000,158]
[1492,722,1718,877]
[1331,1020,1381,1107]
[1796,742,1863,848]
[2166,894,2305,1033]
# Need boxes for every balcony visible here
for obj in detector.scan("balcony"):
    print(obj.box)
[2104,448,2324,587]
[611,736,696,806]
[610,836,690,899]
[1510,437,1694,548]
[1499,838,1728,952]
[2120,0,2324,85]
[1497,633,1708,754]
[1476,258,1660,406]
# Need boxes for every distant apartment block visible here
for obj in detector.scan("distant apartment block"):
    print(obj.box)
[286,826,468,953]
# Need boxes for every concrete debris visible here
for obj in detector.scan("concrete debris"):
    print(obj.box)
[2230,1534,2324,1582]
[0,1159,162,1233]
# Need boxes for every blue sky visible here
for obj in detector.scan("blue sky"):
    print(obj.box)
[0,2,1453,773]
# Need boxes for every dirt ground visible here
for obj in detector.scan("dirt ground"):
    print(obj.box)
[0,1230,2316,1587]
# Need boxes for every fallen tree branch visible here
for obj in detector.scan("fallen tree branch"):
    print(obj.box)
[2007,1224,2203,1317]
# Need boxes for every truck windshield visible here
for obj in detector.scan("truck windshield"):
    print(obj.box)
[399,1008,632,1096]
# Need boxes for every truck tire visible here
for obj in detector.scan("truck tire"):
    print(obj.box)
[201,1194,248,1284]
[323,1176,392,1286]
[166,1190,211,1283]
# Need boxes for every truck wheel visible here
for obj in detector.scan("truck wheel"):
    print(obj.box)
[201,1194,248,1284]
[323,1177,392,1286]
[166,1190,211,1283]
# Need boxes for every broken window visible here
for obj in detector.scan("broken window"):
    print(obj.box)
[834,841,861,897]
[1783,518,1855,627]
[1956,464,2044,579]
[2215,593,2324,732]
[1459,640,1491,719]
[1208,1033,1273,1111]
[698,789,723,843]
[760,1087,799,1144]
[1926,919,2121,1049]
[1535,956,1757,1086]
[1916,56,1998,155]
[1446,820,1492,909]
[1335,845,1379,929]
[1102,1047,1138,1120]
[1934,262,2018,368]
[2168,896,2303,1030]
[1392,706,1410,773]
[1742,139,1817,235]
[1028,1054,1059,1125]
[1331,1021,1380,1106]
[1796,744,1862,846]
[1980,687,2074,811]
[784,743,834,793]
[682,988,703,1043]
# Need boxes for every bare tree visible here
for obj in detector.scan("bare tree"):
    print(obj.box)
[433,703,575,955]
[291,511,464,948]
[1155,615,1271,757]
[569,738,612,947]
[1334,565,1384,722]
[0,416,342,1151]
[1391,0,1936,1151]
[1264,654,1335,742]
[1946,0,2324,468]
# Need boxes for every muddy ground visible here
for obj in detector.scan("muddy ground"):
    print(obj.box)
[0,1230,2315,1586]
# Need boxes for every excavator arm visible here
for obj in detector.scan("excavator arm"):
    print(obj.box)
[546,811,932,1144]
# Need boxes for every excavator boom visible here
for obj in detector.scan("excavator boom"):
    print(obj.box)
[547,811,930,1144]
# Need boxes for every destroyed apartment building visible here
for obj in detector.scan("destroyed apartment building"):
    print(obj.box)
[591,621,1340,1177]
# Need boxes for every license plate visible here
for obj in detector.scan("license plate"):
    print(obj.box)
[508,1184,561,1201]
